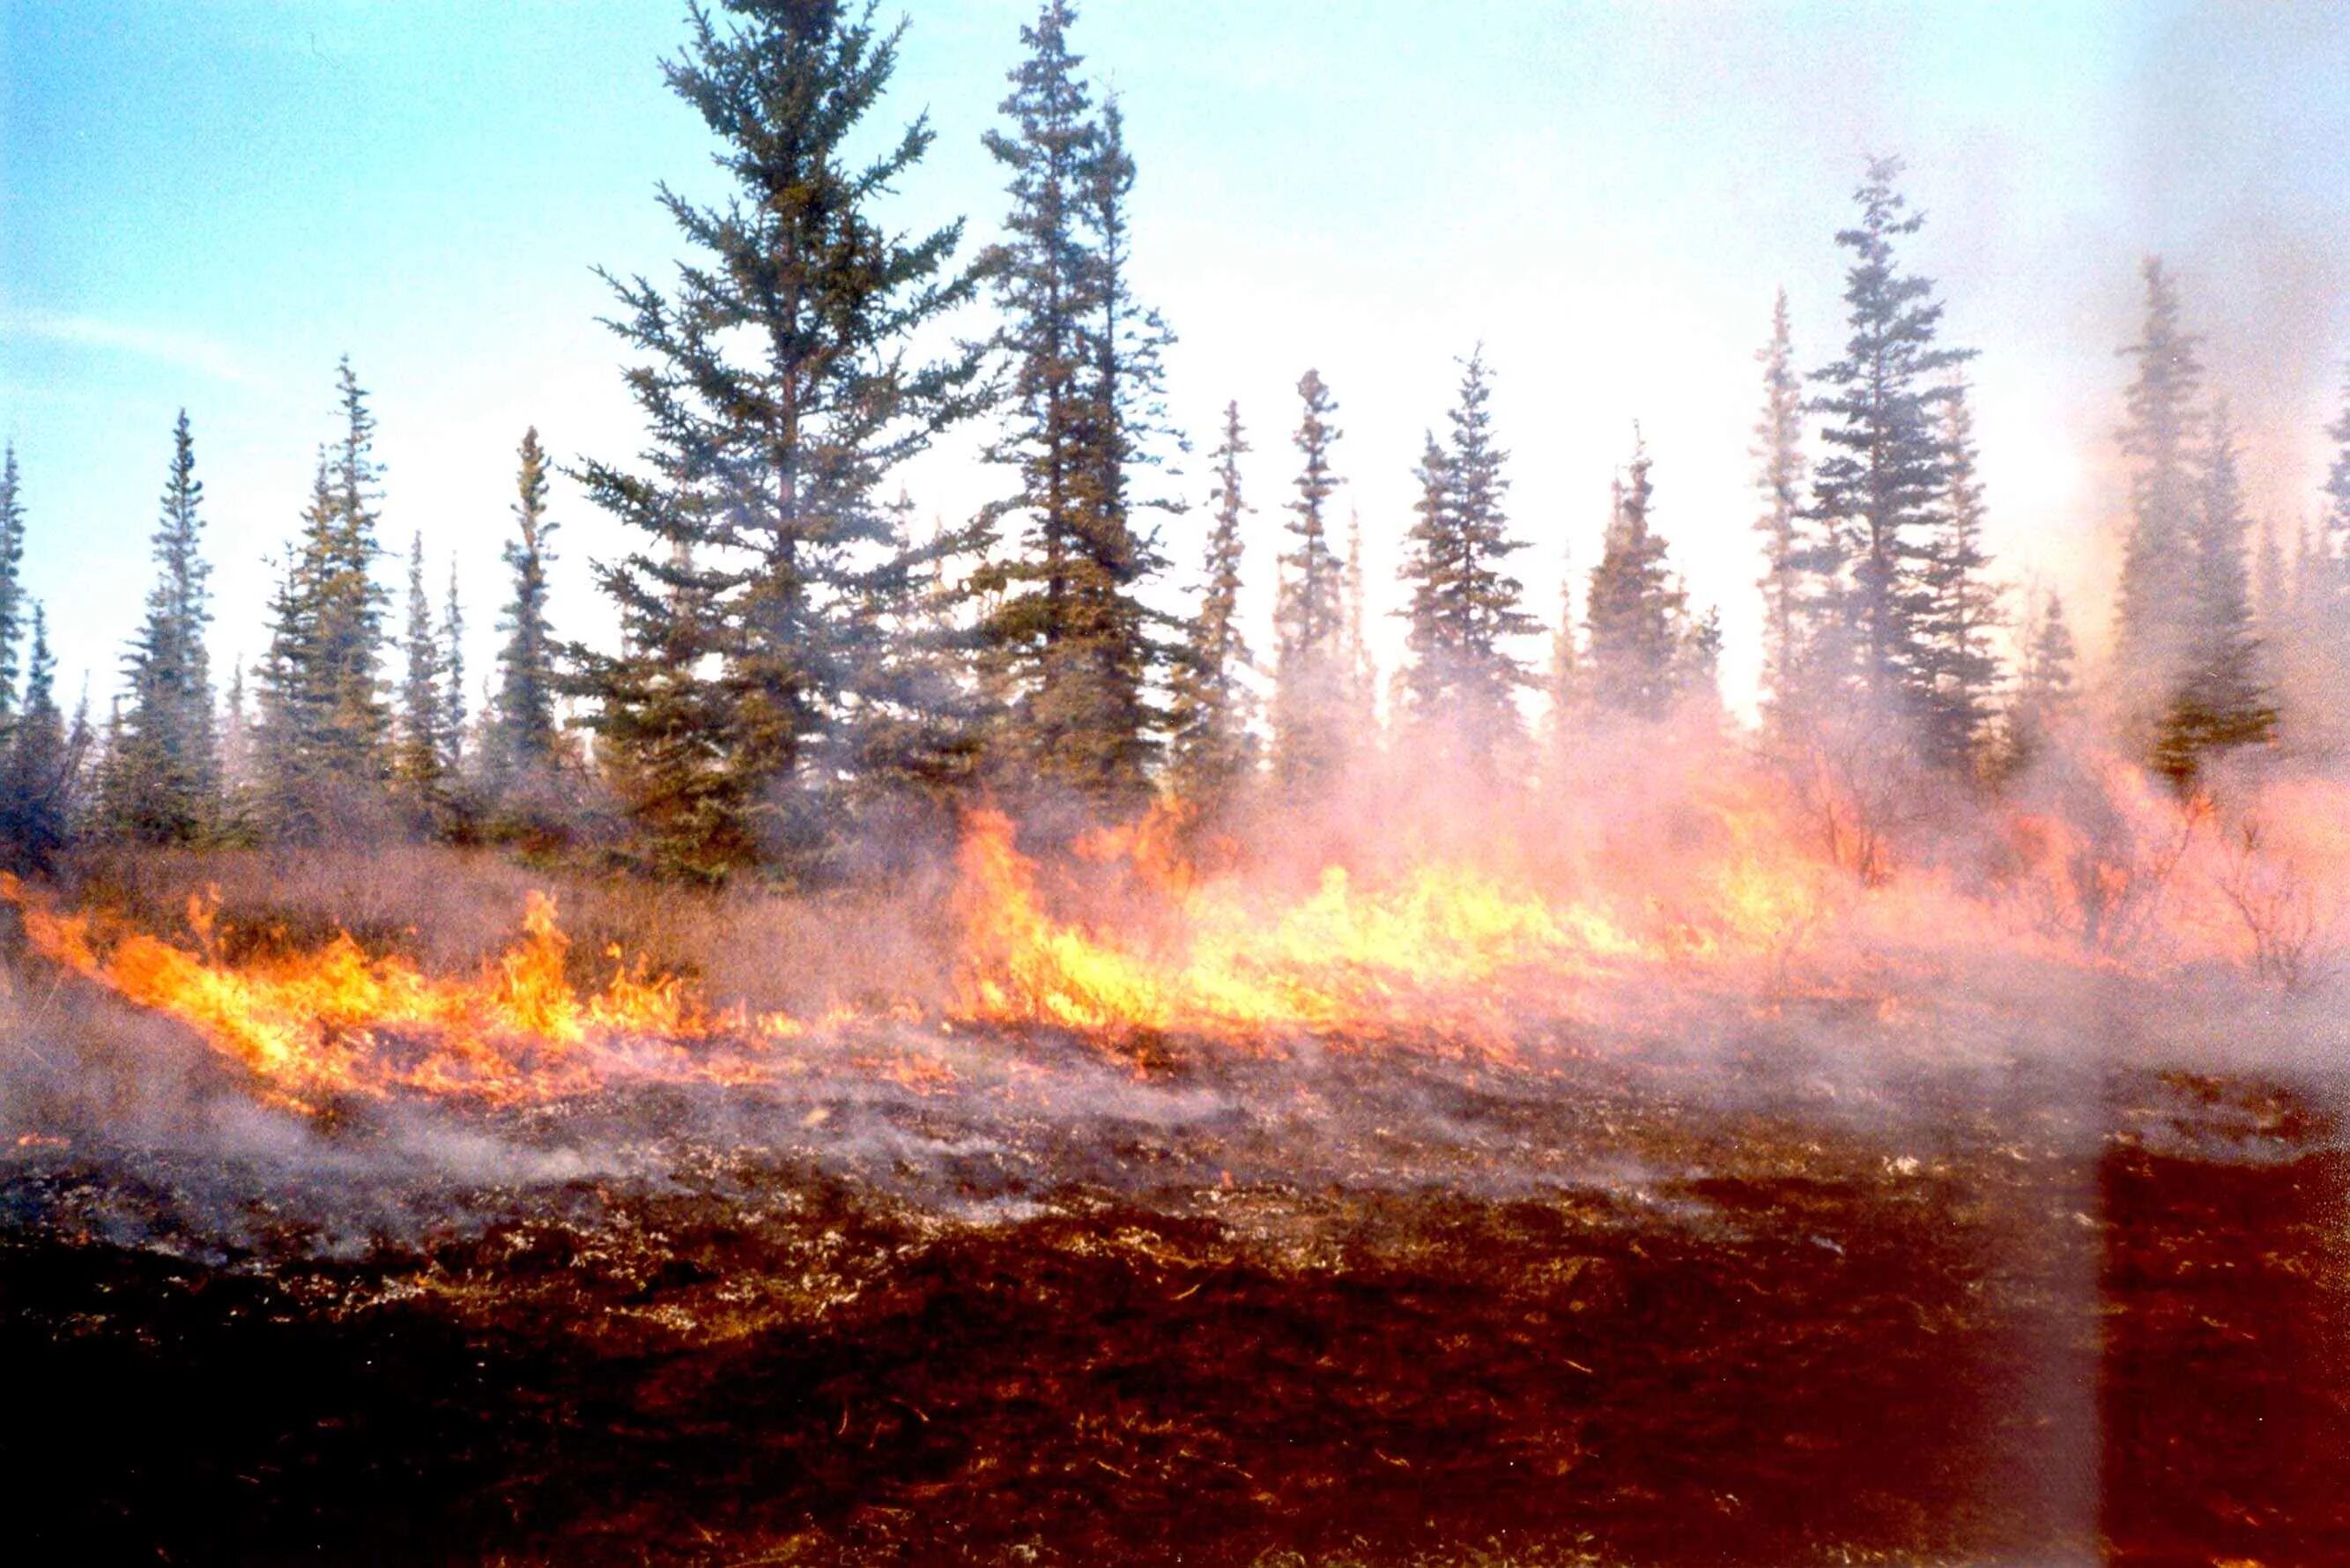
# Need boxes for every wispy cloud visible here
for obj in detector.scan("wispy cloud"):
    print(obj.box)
[1,312,258,386]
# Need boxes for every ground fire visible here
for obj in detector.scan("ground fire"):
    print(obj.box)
[11,1,2350,1564]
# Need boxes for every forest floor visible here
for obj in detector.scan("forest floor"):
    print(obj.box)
[3,979,2346,1567]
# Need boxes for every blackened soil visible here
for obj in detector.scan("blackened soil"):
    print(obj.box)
[2,1052,2345,1567]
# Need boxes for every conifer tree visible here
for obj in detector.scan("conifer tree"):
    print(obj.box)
[1752,289,1811,724]
[1168,401,1257,816]
[1912,381,2004,772]
[2152,399,2273,785]
[1542,542,1583,755]
[489,425,564,792]
[1342,511,1379,735]
[1584,432,1690,719]
[442,560,467,778]
[0,605,74,867]
[2323,364,2350,605]
[2113,258,2205,751]
[834,499,989,821]
[392,533,451,825]
[573,0,982,879]
[253,365,394,838]
[1808,157,1974,722]
[1272,368,1347,785]
[0,445,23,724]
[1397,350,1536,771]
[2005,590,2079,776]
[977,4,1173,810]
[100,410,219,843]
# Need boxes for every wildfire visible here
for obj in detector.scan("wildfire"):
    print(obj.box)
[5,754,2348,1115]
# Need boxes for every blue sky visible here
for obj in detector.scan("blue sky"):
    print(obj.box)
[5,0,2350,719]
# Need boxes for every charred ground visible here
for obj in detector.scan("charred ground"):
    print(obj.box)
[4,1021,2345,1567]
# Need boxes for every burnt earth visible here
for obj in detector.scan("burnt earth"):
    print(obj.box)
[1,1037,2345,1567]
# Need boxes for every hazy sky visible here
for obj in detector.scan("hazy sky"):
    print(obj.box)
[5,0,2350,721]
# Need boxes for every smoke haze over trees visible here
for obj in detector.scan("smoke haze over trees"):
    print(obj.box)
[4,0,2350,880]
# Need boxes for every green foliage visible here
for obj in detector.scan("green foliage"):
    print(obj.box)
[1910,383,2004,771]
[1397,349,1537,772]
[1168,400,1257,817]
[1752,288,1813,726]
[1584,432,1694,719]
[571,0,983,880]
[976,3,1177,812]
[1272,367,1347,786]
[0,445,23,723]
[392,532,454,828]
[253,360,394,839]
[0,605,78,868]
[2151,401,2274,786]
[1808,157,1975,720]
[98,411,221,844]
[485,425,569,822]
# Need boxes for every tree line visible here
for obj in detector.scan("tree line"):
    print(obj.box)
[3,0,2345,882]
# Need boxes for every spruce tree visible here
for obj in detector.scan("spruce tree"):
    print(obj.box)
[2005,590,2079,776]
[1912,381,2003,772]
[2323,364,2350,600]
[100,410,219,843]
[252,366,393,840]
[977,4,1173,810]
[2152,399,2274,785]
[489,425,564,792]
[1752,289,1811,725]
[1584,432,1689,719]
[0,605,74,868]
[1808,157,1974,723]
[0,445,23,724]
[1272,367,1347,785]
[573,0,982,879]
[1542,542,1583,756]
[2113,258,2205,752]
[1397,350,1535,771]
[1342,509,1376,736]
[392,533,450,826]
[1167,400,1257,817]
[442,560,467,779]
[834,498,989,821]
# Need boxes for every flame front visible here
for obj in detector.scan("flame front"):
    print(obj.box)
[7,751,2350,1113]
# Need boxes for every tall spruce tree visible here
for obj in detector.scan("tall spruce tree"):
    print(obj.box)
[1343,510,1378,736]
[1272,367,1347,785]
[2151,399,2273,785]
[2113,258,2205,753]
[1808,157,1974,725]
[1584,432,1689,719]
[0,445,23,724]
[392,533,451,825]
[489,425,564,791]
[0,604,73,867]
[1168,400,1257,816]
[2005,589,2079,776]
[834,499,989,821]
[1911,381,2003,772]
[442,561,467,778]
[1397,350,1536,771]
[573,0,982,879]
[253,364,394,838]
[100,410,219,843]
[1543,541,1583,755]
[977,4,1173,810]
[1753,289,1811,725]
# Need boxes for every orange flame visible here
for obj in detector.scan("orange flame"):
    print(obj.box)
[6,751,2348,1114]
